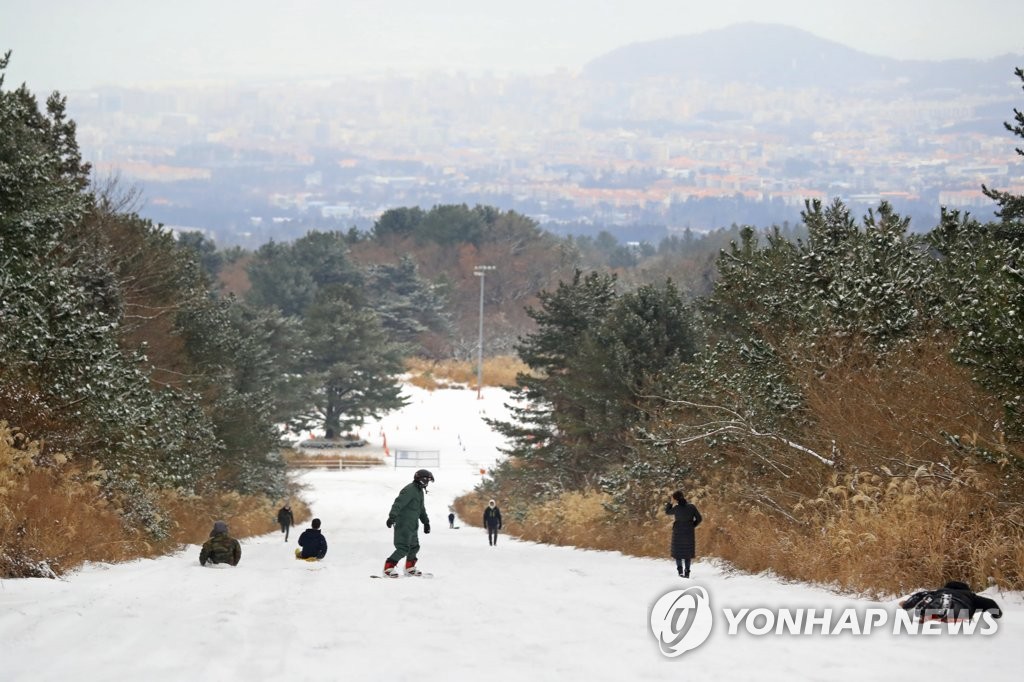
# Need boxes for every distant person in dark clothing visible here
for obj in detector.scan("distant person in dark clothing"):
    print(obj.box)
[900,580,1002,621]
[277,504,294,542]
[199,520,242,566]
[448,512,456,529]
[295,518,328,560]
[483,499,503,546]
[664,491,702,577]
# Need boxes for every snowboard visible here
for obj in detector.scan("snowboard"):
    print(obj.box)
[370,572,434,579]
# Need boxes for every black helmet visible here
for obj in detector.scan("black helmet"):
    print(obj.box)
[414,469,435,488]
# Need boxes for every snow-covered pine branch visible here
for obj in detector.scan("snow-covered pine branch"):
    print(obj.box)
[638,393,835,468]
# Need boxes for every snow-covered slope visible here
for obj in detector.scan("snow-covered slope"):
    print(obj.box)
[0,385,1019,681]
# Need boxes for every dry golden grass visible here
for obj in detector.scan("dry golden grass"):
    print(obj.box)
[405,356,529,391]
[281,450,386,470]
[458,474,1024,596]
[0,422,309,577]
[1,465,134,576]
[160,489,311,548]
[696,465,1024,595]
[796,339,1012,470]
[454,489,668,558]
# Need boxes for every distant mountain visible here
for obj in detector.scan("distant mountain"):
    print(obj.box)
[583,23,1022,94]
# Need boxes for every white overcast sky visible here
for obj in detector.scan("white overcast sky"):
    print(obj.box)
[1,0,1023,90]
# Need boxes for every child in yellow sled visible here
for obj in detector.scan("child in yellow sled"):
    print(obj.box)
[294,518,328,561]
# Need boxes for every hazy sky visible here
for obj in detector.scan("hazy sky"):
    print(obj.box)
[2,0,1023,90]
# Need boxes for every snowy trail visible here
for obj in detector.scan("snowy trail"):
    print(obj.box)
[1,385,1020,681]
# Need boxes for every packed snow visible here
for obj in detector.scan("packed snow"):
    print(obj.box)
[0,385,1020,681]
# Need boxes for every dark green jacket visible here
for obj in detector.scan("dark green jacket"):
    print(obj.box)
[200,532,242,566]
[388,482,429,528]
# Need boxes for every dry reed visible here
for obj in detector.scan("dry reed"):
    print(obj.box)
[0,422,309,577]
[405,356,528,390]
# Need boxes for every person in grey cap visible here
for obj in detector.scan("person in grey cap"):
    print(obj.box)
[199,520,242,566]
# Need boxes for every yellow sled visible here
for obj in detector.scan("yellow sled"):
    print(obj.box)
[294,548,319,562]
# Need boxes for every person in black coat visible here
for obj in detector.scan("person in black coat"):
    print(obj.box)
[483,499,503,546]
[296,518,328,560]
[277,504,294,542]
[664,490,702,577]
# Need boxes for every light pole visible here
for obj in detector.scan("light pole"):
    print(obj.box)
[473,265,495,399]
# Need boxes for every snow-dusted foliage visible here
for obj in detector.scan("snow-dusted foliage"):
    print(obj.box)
[0,54,287,515]
[931,209,1024,437]
[696,200,939,433]
[982,67,1024,224]
[712,199,937,353]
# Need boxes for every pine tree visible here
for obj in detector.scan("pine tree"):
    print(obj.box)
[931,209,1024,438]
[365,255,450,348]
[245,231,409,436]
[982,67,1024,233]
[489,270,618,491]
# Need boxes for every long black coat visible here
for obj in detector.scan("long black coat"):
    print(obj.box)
[483,506,502,530]
[665,502,702,559]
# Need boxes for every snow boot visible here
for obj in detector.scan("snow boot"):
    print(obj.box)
[383,560,400,578]
[405,559,423,576]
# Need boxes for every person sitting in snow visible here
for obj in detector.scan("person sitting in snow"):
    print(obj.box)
[295,517,328,560]
[664,491,702,578]
[483,499,502,546]
[199,520,242,566]
[899,580,1002,621]
[277,503,294,542]
[382,469,433,577]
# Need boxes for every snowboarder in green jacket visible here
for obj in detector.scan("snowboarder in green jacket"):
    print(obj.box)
[383,469,433,577]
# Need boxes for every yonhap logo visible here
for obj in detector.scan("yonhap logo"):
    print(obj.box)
[649,585,714,657]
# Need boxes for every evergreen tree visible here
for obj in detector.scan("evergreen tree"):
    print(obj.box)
[245,231,409,436]
[299,293,407,437]
[490,270,619,492]
[982,67,1024,233]
[418,204,485,246]
[365,255,450,347]
[564,280,698,469]
[935,71,1024,438]
[175,230,225,283]
[0,55,289,526]
[247,231,365,317]
[372,206,425,241]
[931,209,1024,438]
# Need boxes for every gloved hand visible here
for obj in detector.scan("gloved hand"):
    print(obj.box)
[386,518,394,528]
[423,523,431,534]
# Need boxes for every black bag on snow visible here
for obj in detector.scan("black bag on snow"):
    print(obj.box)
[902,585,974,622]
